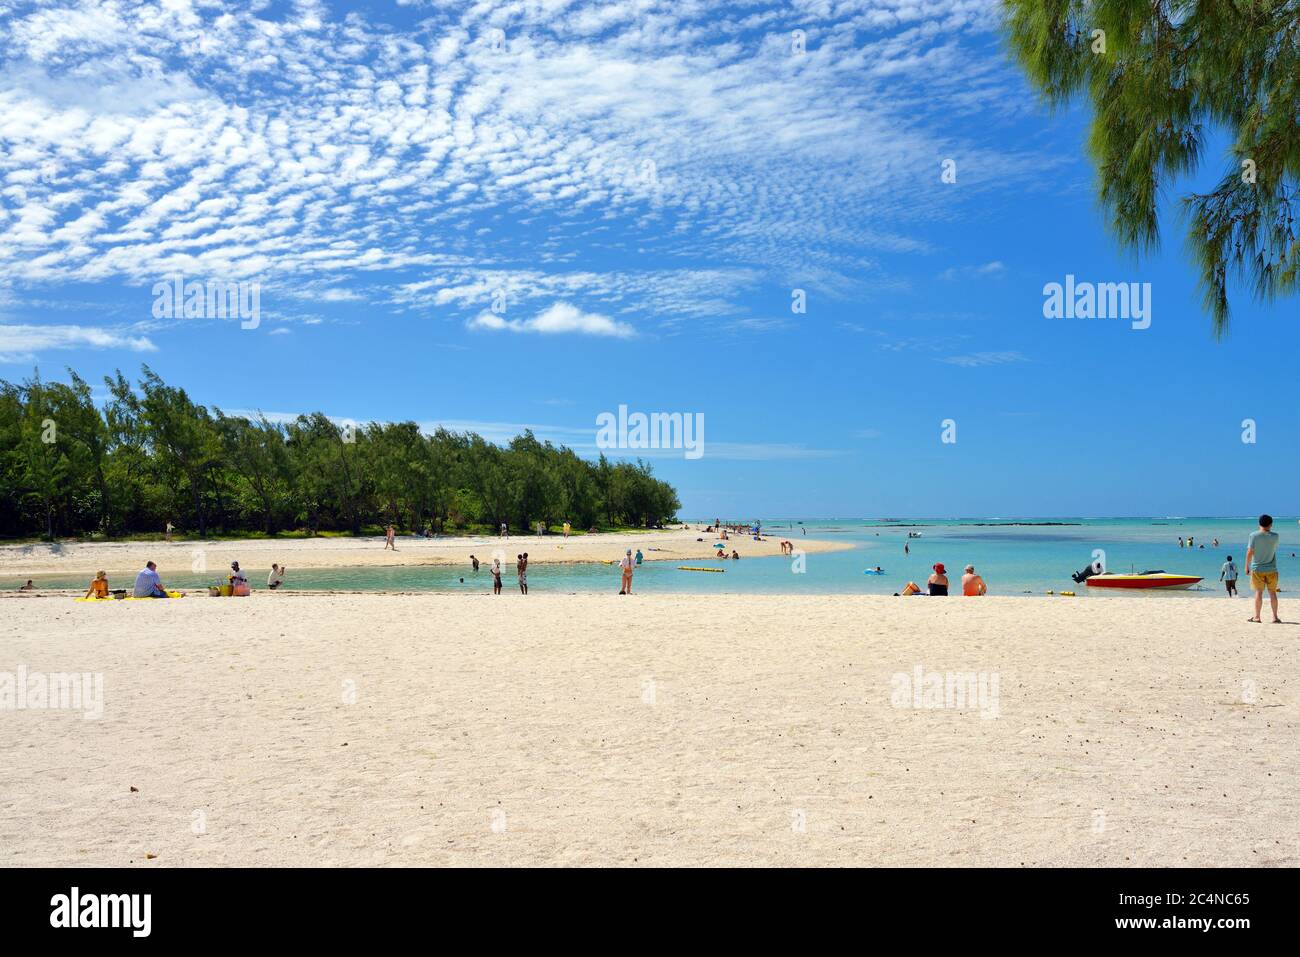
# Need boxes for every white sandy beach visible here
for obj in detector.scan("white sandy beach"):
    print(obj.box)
[1,591,1296,867]
[0,527,845,580]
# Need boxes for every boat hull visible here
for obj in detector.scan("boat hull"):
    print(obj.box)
[1085,574,1202,590]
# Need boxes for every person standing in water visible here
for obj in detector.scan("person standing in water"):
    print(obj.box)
[1245,514,1281,624]
[619,549,635,595]
[516,553,529,594]
[1220,555,1238,597]
[490,558,503,595]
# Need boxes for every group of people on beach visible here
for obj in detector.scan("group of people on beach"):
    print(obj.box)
[1168,515,1283,622]
[68,559,289,599]
[898,563,987,597]
[469,554,528,594]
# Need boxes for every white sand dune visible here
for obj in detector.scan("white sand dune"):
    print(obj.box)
[1,592,1295,867]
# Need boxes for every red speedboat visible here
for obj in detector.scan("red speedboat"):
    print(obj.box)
[1084,571,1202,590]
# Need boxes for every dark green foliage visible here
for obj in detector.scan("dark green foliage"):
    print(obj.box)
[1003,0,1299,335]
[0,366,681,539]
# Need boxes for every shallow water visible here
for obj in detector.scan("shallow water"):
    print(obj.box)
[11,518,1295,597]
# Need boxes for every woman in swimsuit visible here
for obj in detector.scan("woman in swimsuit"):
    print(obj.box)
[927,563,949,596]
[84,571,109,599]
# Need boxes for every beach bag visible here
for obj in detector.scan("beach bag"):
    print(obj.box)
[233,582,251,597]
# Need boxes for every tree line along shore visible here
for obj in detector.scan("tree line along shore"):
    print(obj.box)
[1,366,681,541]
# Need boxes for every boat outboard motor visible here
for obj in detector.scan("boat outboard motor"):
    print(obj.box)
[1072,559,1104,584]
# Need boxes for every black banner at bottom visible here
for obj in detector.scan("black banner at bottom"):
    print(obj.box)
[0,867,1287,943]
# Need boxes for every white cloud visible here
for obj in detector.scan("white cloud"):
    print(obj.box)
[937,350,1029,368]
[938,261,1007,282]
[0,322,157,363]
[466,302,635,338]
[0,0,1053,339]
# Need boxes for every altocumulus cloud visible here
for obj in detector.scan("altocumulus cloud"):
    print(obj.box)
[467,302,635,338]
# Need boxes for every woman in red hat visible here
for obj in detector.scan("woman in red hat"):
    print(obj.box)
[927,563,949,596]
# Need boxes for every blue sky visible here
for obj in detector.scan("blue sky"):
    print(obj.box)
[0,0,1295,518]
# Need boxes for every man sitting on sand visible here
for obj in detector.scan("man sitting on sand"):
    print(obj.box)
[1245,514,1281,624]
[267,564,286,590]
[961,565,987,596]
[84,571,109,599]
[230,561,250,596]
[133,561,167,598]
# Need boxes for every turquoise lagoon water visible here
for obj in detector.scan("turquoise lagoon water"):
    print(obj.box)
[12,518,1296,596]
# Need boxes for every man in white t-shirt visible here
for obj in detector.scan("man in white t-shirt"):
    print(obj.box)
[619,549,634,595]
[268,563,286,590]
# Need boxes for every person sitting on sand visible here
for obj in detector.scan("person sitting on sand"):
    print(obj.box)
[84,571,109,599]
[716,547,726,558]
[267,563,286,590]
[731,550,740,560]
[927,563,949,596]
[470,555,480,572]
[18,579,34,591]
[490,558,503,595]
[133,561,167,598]
[229,561,250,596]
[961,564,987,596]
